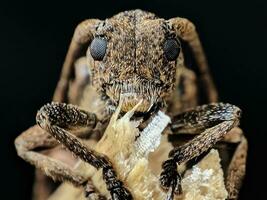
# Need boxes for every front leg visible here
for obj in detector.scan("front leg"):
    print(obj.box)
[160,103,241,199]
[36,102,132,200]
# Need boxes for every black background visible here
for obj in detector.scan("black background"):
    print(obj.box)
[1,0,266,199]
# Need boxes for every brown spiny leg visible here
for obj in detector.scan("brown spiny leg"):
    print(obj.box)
[15,125,105,200]
[160,103,241,199]
[224,131,248,200]
[53,19,100,102]
[168,17,218,102]
[36,102,132,200]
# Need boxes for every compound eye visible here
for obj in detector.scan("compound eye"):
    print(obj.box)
[163,39,181,61]
[90,37,107,61]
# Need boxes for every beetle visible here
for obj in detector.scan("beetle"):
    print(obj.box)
[15,10,247,200]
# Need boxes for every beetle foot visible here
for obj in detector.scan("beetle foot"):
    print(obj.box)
[160,159,182,200]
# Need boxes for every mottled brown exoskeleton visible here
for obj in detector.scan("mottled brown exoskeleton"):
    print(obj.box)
[15,10,247,200]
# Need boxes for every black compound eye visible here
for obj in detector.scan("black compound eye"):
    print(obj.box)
[90,37,107,61]
[163,39,181,61]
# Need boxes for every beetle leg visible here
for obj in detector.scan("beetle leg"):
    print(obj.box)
[36,102,132,200]
[53,19,100,102]
[160,103,241,199]
[225,134,248,200]
[15,125,92,198]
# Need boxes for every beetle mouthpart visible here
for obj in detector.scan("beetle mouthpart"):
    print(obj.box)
[105,79,162,113]
[119,93,155,113]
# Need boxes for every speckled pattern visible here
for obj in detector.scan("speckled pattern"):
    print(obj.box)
[87,10,179,113]
[14,10,247,200]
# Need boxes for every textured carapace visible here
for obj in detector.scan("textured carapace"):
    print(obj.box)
[86,10,182,113]
[14,9,247,200]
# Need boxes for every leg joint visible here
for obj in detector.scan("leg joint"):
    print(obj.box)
[36,102,97,129]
